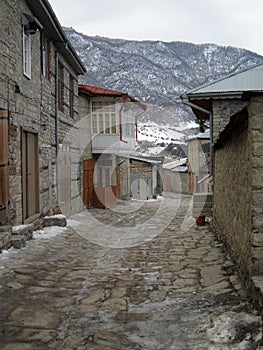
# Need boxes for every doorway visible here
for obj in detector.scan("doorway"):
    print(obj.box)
[22,130,39,221]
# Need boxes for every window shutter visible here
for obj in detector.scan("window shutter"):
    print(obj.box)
[0,110,9,223]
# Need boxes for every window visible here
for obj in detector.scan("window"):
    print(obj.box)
[96,158,113,187]
[69,75,74,118]
[41,32,50,79]
[91,100,117,134]
[23,26,31,78]
[58,62,64,112]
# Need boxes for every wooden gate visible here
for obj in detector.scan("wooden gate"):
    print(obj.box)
[22,130,39,221]
[0,110,9,223]
[83,159,95,208]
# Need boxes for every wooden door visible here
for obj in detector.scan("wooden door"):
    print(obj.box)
[83,159,95,208]
[166,174,172,192]
[22,130,39,221]
[0,110,9,223]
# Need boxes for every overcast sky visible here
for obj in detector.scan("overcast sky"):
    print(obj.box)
[48,0,263,56]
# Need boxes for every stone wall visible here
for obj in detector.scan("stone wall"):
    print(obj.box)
[1,0,83,224]
[213,119,252,278]
[162,170,190,194]
[78,93,92,160]
[118,158,130,200]
[248,97,263,276]
[212,100,247,142]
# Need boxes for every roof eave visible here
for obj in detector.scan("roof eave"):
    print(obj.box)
[25,0,86,75]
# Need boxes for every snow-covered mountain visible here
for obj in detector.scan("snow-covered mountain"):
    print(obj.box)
[64,27,263,155]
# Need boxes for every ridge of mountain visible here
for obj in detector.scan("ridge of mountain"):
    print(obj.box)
[64,27,263,155]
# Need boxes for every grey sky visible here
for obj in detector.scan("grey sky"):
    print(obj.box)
[49,0,263,56]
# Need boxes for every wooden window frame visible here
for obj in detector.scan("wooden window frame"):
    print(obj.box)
[91,99,117,135]
[58,62,64,112]
[41,32,50,79]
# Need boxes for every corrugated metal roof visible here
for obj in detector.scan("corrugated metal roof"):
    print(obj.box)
[78,85,147,110]
[130,156,161,164]
[187,129,210,141]
[187,62,263,96]
[163,158,188,170]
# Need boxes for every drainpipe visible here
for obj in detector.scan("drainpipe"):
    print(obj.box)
[119,94,128,143]
[55,50,60,205]
[182,99,214,176]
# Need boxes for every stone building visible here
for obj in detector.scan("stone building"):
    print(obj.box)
[182,63,263,308]
[187,129,211,193]
[0,0,85,239]
[162,158,189,195]
[129,157,161,200]
[78,85,146,208]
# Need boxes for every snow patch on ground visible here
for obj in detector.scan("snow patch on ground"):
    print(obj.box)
[33,226,69,240]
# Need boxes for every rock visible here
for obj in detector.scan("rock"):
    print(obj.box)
[206,311,262,344]
[103,298,127,311]
[7,281,23,289]
[11,235,26,249]
[43,215,67,227]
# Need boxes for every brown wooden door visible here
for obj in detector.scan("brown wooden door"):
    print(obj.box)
[22,130,39,221]
[83,159,95,208]
[166,174,172,192]
[0,110,9,223]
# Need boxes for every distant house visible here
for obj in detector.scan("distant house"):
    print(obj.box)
[187,129,211,193]
[162,158,189,195]
[0,0,85,236]
[129,157,161,200]
[78,85,146,208]
[182,63,263,308]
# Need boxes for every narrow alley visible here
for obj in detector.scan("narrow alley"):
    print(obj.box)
[0,195,261,350]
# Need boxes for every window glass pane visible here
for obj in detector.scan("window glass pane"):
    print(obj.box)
[105,114,110,133]
[23,28,31,78]
[111,114,116,134]
[98,114,104,133]
[92,115,97,134]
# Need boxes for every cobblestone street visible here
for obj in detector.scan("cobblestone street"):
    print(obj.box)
[0,195,262,350]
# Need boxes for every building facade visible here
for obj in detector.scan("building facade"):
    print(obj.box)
[183,63,263,308]
[78,85,146,209]
[0,0,85,231]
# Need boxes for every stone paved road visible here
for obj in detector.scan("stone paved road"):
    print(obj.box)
[0,195,262,350]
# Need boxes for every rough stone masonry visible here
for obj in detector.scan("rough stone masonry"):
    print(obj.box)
[0,195,262,350]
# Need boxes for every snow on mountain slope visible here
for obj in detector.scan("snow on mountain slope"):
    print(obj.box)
[64,27,263,155]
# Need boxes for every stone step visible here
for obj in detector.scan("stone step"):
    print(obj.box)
[193,192,213,217]
[0,225,11,233]
[11,235,27,249]
[44,215,67,228]
[0,232,11,251]
[12,224,34,240]
[193,202,213,209]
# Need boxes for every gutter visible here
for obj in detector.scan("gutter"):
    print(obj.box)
[119,94,128,143]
